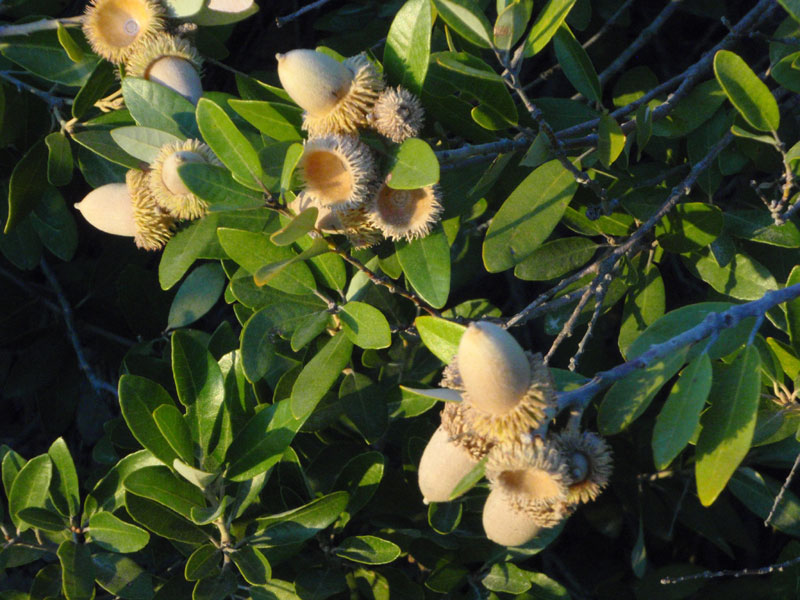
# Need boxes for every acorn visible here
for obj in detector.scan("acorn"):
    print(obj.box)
[148,139,222,219]
[482,438,570,546]
[192,0,258,26]
[83,0,165,64]
[74,182,137,236]
[444,322,557,443]
[365,182,442,241]
[299,135,377,210]
[369,86,425,143]
[276,50,384,136]
[288,191,345,233]
[127,169,175,250]
[125,34,203,104]
[553,430,613,505]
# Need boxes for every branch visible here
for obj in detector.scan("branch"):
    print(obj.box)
[436,138,528,164]
[0,71,72,108]
[661,554,800,584]
[275,0,334,27]
[0,15,83,37]
[557,282,800,412]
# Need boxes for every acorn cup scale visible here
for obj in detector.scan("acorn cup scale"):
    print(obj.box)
[417,426,479,504]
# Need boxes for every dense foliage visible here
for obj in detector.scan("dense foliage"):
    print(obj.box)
[6,0,800,598]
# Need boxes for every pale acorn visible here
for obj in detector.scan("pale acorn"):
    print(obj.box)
[417,426,478,504]
[74,183,137,237]
[482,487,545,547]
[125,34,203,104]
[83,0,165,63]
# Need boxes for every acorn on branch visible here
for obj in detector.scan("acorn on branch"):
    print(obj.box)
[125,33,203,104]
[553,430,613,505]
[369,86,425,143]
[276,49,384,136]
[365,182,442,241]
[126,169,175,250]
[83,0,165,64]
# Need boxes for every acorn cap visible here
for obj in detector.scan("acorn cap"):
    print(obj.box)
[366,183,442,241]
[74,182,136,236]
[83,0,165,64]
[369,86,425,143]
[125,34,203,104]
[482,487,545,546]
[277,50,384,136]
[440,400,494,460]
[148,139,222,220]
[126,169,175,250]
[299,135,377,210]
[554,430,613,505]
[417,425,479,504]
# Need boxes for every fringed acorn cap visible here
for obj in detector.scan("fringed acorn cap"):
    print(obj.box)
[125,33,203,104]
[554,430,613,505]
[276,49,384,136]
[148,139,222,220]
[441,400,493,461]
[83,0,165,63]
[299,135,377,210]
[369,86,425,143]
[75,182,137,236]
[366,183,442,241]
[126,169,174,250]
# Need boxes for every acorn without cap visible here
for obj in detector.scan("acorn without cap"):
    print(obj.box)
[83,0,165,64]
[75,182,137,236]
[125,34,203,104]
[276,49,384,136]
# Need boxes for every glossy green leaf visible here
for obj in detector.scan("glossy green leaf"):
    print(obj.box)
[652,353,712,470]
[192,570,237,600]
[414,316,466,363]
[432,0,493,48]
[597,114,625,167]
[290,311,330,351]
[47,437,80,517]
[31,187,78,261]
[8,455,52,531]
[45,132,73,186]
[178,163,264,210]
[482,562,532,594]
[228,100,303,141]
[494,0,534,50]
[655,202,723,253]
[333,452,385,524]
[449,456,487,499]
[387,138,439,189]
[5,141,47,233]
[56,22,83,61]
[88,511,150,553]
[251,491,349,545]
[384,0,433,94]
[240,309,278,383]
[524,0,577,56]
[162,0,204,17]
[254,238,329,287]
[1,31,98,86]
[514,237,597,281]
[197,97,263,190]
[396,228,451,308]
[729,468,800,537]
[788,266,800,353]
[84,450,162,518]
[153,405,194,465]
[618,262,665,358]
[279,142,303,194]
[340,302,392,349]
[271,209,317,246]
[553,25,601,103]
[231,546,271,585]
[635,103,652,157]
[291,331,353,418]
[483,159,578,272]
[185,544,220,581]
[652,79,726,138]
[72,60,116,120]
[159,216,222,289]
[110,126,183,164]
[333,536,401,565]
[57,541,95,600]
[713,50,779,132]
[725,210,800,248]
[683,249,777,301]
[122,77,198,138]
[124,465,206,519]
[92,553,154,600]
[1,447,25,507]
[167,262,226,330]
[174,460,219,492]
[71,129,142,169]
[339,373,388,444]
[17,507,66,533]
[124,492,209,544]
[428,501,462,534]
[778,0,800,22]
[119,374,180,467]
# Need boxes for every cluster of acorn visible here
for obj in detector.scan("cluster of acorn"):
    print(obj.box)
[276,49,443,246]
[417,322,613,546]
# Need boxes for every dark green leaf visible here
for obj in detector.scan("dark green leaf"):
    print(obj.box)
[788,266,800,353]
[333,536,401,565]
[71,129,143,169]
[251,491,349,545]
[167,262,226,330]
[514,236,597,281]
[45,132,73,186]
[729,468,800,536]
[231,545,271,585]
[228,100,303,141]
[618,262,665,358]
[84,450,161,518]
[427,501,462,534]
[93,553,154,600]
[192,570,237,600]
[271,209,317,246]
[152,405,194,466]
[340,302,392,349]
[57,541,95,600]
[714,50,779,132]
[72,60,116,119]
[384,0,433,94]
[290,311,330,351]
[0,31,98,86]
[524,0,577,56]
[553,25,601,103]
[396,228,451,308]
[5,141,47,233]
[17,507,66,533]
[432,0,492,48]
[124,465,206,519]
[655,202,723,253]
[185,544,220,581]
[683,249,777,301]
[725,210,800,248]
[110,126,182,164]
[8,455,52,531]
[178,163,265,211]
[88,511,150,553]
[482,562,533,594]
[291,331,353,418]
[339,373,388,443]
[333,452,385,524]
[125,492,209,544]
[119,374,181,467]
[597,114,625,167]
[159,215,222,290]
[31,187,78,261]
[387,138,439,189]
[494,0,534,50]
[47,437,80,518]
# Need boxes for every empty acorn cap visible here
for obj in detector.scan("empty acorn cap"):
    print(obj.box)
[366,183,442,242]
[74,183,136,236]
[418,426,479,504]
[299,135,377,210]
[82,0,165,63]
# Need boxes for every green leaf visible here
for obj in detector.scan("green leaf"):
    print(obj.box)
[729,468,800,537]
[88,511,150,553]
[725,210,800,248]
[47,437,80,517]
[5,141,47,233]
[333,536,401,565]
[110,126,183,164]
[598,346,689,435]
[618,262,665,358]
[162,0,205,17]
[427,501,462,534]
[449,456,487,499]
[33,187,78,260]
[494,0,534,50]
[788,266,800,353]
[57,541,95,600]
[84,450,162,518]
[432,0,493,48]
[339,373,388,444]
[228,100,303,141]
[231,546,272,585]
[174,460,219,492]
[387,138,439,189]
[524,0,577,56]
[483,159,578,272]
[8,455,51,531]
[279,142,303,194]
[240,309,279,383]
[333,452,385,524]
[655,202,723,253]
[122,77,198,138]
[197,97,264,190]
[340,302,392,349]
[167,262,226,330]
[396,228,451,309]
[635,103,652,157]
[778,0,800,22]
[0,31,98,86]
[251,491,349,545]
[45,132,73,186]
[56,23,84,62]
[192,571,238,600]
[124,465,206,519]
[597,114,625,167]
[683,249,777,301]
[153,405,194,465]
[384,0,433,94]
[713,50,779,132]
[651,79,726,138]
[92,553,154,600]
[291,331,353,418]
[71,129,142,169]
[482,563,533,594]
[652,353,712,470]
[553,25,601,103]
[17,507,66,533]
[179,163,264,210]
[696,345,761,506]
[185,544,221,580]
[72,60,116,120]
[124,493,209,544]
[414,316,466,363]
[254,237,329,286]
[271,209,318,246]
[514,237,597,281]
[159,216,222,289]
[119,375,181,467]
[291,311,330,351]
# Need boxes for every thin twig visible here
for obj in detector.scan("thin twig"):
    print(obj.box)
[275,0,334,27]
[436,138,528,164]
[765,450,800,527]
[0,71,72,107]
[569,272,613,371]
[661,555,800,584]
[0,15,83,37]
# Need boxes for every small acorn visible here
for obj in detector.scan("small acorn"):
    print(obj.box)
[148,139,222,219]
[74,182,137,236]
[365,182,442,241]
[554,430,613,505]
[125,34,203,104]
[369,86,425,143]
[83,0,165,64]
[299,135,377,210]
[276,49,384,136]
